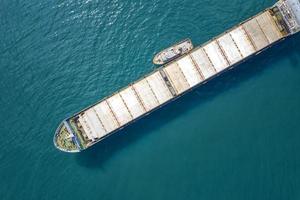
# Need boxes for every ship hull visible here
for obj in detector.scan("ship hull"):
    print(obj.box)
[54,0,300,153]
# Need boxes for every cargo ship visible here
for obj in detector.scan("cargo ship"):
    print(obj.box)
[54,0,300,153]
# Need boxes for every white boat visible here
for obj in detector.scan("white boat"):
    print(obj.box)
[153,39,193,65]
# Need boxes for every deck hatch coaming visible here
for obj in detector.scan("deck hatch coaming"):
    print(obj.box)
[93,101,119,133]
[255,11,283,43]
[217,33,243,65]
[229,26,256,57]
[163,63,190,94]
[203,41,229,72]
[176,56,203,87]
[85,110,106,138]
[242,17,270,50]
[190,48,217,79]
[119,86,146,119]
[146,72,173,104]
[133,79,160,111]
[106,93,133,126]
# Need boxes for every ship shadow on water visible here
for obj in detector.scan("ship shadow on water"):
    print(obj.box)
[76,34,300,169]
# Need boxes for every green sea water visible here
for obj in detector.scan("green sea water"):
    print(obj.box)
[1,0,300,199]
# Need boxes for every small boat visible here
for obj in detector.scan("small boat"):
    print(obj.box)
[153,39,193,65]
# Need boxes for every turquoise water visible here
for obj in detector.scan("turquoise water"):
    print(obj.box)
[1,0,300,199]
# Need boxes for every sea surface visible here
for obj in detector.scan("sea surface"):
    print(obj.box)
[1,0,300,199]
